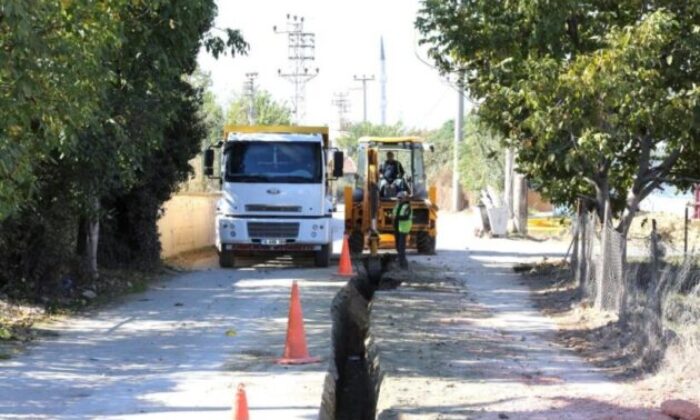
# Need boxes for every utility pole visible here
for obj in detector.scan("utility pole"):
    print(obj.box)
[331,92,350,132]
[353,74,375,123]
[243,72,258,125]
[274,14,319,124]
[452,76,465,211]
[380,37,387,125]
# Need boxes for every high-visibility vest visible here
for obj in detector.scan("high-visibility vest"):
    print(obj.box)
[393,201,413,233]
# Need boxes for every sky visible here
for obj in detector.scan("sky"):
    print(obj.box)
[197,0,468,130]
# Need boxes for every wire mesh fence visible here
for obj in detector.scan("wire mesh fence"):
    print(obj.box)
[570,208,700,369]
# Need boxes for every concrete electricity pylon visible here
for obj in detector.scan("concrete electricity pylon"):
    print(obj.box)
[273,14,319,124]
[353,74,375,123]
[380,37,387,125]
[331,92,350,131]
[243,72,258,125]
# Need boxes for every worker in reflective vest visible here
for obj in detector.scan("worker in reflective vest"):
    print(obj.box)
[393,191,413,269]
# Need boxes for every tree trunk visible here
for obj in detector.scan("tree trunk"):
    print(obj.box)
[78,198,100,280]
[512,172,528,235]
[86,217,99,279]
[504,148,514,219]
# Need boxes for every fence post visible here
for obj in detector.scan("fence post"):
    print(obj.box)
[684,205,689,257]
[650,218,659,285]
[596,200,611,309]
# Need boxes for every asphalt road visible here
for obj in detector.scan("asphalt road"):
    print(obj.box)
[0,215,347,419]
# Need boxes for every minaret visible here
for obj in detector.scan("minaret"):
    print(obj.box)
[380,36,387,125]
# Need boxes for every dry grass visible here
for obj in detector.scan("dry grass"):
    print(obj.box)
[520,256,700,407]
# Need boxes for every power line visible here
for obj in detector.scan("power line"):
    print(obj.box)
[273,14,319,124]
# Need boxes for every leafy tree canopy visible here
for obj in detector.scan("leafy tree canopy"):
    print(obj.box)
[0,0,246,220]
[423,116,504,192]
[225,90,292,128]
[417,1,700,234]
[336,122,408,157]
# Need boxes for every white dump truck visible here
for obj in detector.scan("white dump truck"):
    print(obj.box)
[204,126,344,268]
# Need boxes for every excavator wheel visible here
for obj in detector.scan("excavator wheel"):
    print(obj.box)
[349,231,365,254]
[416,231,436,255]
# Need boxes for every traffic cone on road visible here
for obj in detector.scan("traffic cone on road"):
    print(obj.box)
[232,384,249,420]
[337,234,355,277]
[277,281,321,364]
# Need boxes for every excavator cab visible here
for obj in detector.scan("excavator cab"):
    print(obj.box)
[344,137,438,271]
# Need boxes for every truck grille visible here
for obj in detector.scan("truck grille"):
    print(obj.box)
[247,222,300,239]
[245,204,302,212]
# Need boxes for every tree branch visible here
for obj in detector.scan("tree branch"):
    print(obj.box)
[632,133,652,194]
[641,146,683,185]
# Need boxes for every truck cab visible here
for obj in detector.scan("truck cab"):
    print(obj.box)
[205,126,343,268]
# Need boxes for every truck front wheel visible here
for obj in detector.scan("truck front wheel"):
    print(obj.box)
[314,243,331,268]
[219,249,235,268]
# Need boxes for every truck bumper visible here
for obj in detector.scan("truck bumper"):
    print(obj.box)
[215,216,332,252]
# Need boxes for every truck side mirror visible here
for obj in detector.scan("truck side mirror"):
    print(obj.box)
[203,149,215,177]
[332,150,344,178]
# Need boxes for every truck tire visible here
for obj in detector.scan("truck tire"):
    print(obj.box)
[314,243,331,267]
[219,249,235,268]
[349,231,364,254]
[416,231,436,255]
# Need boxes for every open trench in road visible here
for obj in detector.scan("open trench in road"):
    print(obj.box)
[319,256,402,420]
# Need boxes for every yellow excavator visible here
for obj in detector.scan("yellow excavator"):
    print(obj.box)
[344,136,437,274]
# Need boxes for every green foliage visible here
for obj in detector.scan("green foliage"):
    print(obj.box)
[422,119,453,180]
[460,118,505,193]
[336,122,408,157]
[423,116,504,192]
[0,1,246,301]
[417,1,700,233]
[225,90,292,127]
[190,69,225,147]
[0,1,122,218]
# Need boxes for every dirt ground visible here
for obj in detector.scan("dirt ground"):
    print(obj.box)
[369,212,689,419]
[522,260,700,414]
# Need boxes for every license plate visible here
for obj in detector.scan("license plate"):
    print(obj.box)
[261,238,285,245]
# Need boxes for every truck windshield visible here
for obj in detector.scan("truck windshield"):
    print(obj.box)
[225,141,322,183]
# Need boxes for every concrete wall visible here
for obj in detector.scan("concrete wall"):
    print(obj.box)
[158,193,221,258]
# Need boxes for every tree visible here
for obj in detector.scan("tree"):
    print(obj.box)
[336,122,408,157]
[417,1,700,242]
[225,90,292,127]
[0,1,122,219]
[0,0,247,298]
[190,69,224,147]
[460,117,504,193]
[423,116,504,193]
[95,0,246,270]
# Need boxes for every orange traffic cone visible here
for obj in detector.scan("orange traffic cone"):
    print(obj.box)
[277,281,321,364]
[337,234,355,277]
[232,384,249,420]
